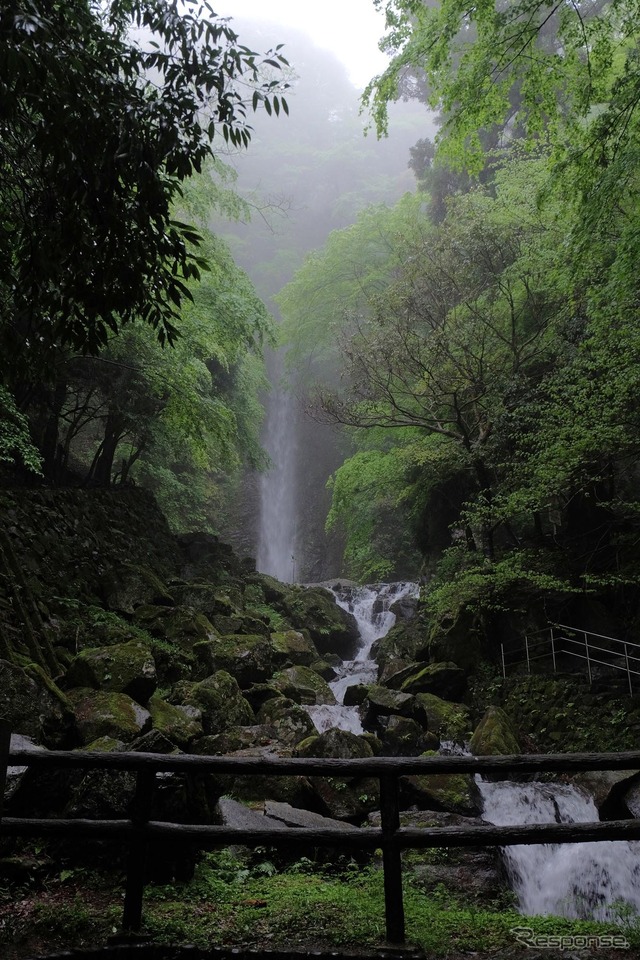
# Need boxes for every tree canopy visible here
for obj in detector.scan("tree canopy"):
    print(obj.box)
[0,0,288,375]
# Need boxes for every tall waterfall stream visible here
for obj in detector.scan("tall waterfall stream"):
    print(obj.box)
[309,582,640,924]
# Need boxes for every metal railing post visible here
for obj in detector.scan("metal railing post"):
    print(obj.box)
[501,644,506,679]
[0,719,10,822]
[525,635,531,674]
[550,626,557,674]
[122,768,156,933]
[380,774,405,945]
[584,631,592,684]
[625,643,633,696]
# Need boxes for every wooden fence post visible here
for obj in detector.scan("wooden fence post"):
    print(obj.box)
[380,774,405,945]
[0,719,10,821]
[121,768,155,934]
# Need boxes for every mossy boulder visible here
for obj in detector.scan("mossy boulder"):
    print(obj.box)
[282,587,360,659]
[65,641,157,703]
[270,630,319,668]
[103,563,174,615]
[193,725,277,755]
[133,605,217,650]
[372,616,430,678]
[182,671,254,735]
[378,716,439,757]
[427,610,484,671]
[148,693,203,748]
[0,659,73,748]
[150,640,195,686]
[361,685,425,731]
[401,767,480,816]
[343,683,370,707]
[272,665,337,705]
[415,693,471,741]
[169,581,243,618]
[399,661,466,700]
[256,696,318,746]
[193,634,274,687]
[295,728,373,760]
[295,728,379,821]
[69,689,152,744]
[469,706,520,756]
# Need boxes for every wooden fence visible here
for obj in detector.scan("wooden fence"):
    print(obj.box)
[2,721,640,946]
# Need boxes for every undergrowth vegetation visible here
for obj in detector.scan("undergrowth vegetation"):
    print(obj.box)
[2,852,639,958]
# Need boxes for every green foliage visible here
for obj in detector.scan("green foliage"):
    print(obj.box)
[0,387,42,475]
[0,0,288,374]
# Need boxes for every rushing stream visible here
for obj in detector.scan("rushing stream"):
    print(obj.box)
[478,778,640,922]
[306,581,419,735]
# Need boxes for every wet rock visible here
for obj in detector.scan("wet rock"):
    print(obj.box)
[572,769,640,818]
[65,640,157,703]
[295,728,373,760]
[427,609,483,671]
[343,683,370,707]
[309,659,338,682]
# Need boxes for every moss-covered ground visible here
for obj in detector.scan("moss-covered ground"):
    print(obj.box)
[1,851,638,960]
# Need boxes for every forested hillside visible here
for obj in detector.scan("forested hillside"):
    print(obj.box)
[278,0,640,639]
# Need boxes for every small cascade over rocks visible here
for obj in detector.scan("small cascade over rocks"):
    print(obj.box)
[306,581,419,736]
[478,777,640,922]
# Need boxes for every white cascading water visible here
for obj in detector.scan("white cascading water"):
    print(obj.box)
[306,582,419,735]
[256,355,298,583]
[478,778,640,922]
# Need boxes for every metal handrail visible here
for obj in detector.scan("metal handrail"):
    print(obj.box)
[501,622,640,694]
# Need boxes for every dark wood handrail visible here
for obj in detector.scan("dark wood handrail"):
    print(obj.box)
[3,722,640,947]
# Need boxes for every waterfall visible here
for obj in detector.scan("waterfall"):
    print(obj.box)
[478,778,640,922]
[306,582,419,735]
[256,353,298,583]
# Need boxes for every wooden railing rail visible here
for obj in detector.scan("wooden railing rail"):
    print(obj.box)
[3,722,640,947]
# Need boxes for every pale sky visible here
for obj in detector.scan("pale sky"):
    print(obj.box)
[215,0,389,88]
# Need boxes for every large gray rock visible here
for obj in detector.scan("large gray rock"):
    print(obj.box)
[216,797,286,831]
[281,587,360,659]
[264,801,359,832]
[361,685,426,731]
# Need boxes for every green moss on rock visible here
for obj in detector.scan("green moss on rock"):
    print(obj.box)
[469,705,520,756]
